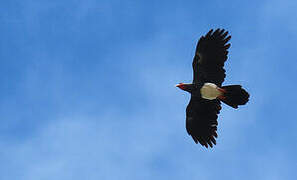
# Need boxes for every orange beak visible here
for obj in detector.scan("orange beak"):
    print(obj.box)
[176,83,185,90]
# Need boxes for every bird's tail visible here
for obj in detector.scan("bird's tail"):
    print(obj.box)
[218,85,249,109]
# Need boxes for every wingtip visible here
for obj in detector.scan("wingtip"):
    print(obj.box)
[206,29,214,37]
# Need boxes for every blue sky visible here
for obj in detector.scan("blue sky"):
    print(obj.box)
[1,0,297,179]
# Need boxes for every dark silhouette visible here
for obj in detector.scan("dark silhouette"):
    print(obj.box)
[176,29,249,148]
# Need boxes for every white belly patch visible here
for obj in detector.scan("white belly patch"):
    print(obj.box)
[200,83,222,100]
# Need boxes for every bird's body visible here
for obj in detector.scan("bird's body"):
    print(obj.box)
[176,29,249,148]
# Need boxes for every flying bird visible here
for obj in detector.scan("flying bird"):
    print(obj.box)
[176,29,249,148]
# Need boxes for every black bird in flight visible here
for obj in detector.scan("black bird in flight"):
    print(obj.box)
[176,29,249,148]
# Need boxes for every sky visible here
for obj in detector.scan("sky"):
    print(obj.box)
[1,0,297,179]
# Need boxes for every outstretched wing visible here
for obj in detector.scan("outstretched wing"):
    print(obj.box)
[186,97,221,148]
[192,28,231,86]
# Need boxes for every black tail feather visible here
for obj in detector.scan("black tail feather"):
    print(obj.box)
[219,85,249,109]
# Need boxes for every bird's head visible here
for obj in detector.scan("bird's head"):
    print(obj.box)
[176,83,195,93]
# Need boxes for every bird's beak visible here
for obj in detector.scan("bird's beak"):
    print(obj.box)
[176,83,185,90]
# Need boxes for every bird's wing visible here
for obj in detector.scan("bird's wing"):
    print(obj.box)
[192,29,231,86]
[186,96,221,148]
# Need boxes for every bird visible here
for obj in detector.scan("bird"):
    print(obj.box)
[176,28,249,148]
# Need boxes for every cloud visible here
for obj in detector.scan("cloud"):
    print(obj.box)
[2,0,297,180]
